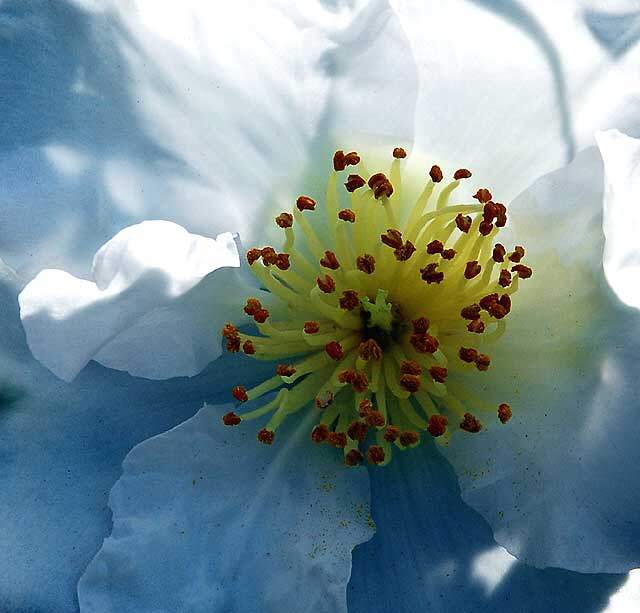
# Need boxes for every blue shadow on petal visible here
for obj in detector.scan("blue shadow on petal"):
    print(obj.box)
[584,8,640,58]
[348,437,626,613]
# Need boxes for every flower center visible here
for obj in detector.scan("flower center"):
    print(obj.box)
[221,147,531,466]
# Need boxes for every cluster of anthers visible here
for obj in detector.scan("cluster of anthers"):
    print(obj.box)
[220,147,532,466]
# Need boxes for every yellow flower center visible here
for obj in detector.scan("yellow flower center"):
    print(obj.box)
[221,147,532,466]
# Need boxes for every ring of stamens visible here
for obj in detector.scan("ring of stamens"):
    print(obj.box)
[221,147,528,465]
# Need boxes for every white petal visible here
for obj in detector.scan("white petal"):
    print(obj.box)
[596,129,640,308]
[19,221,239,381]
[78,404,374,613]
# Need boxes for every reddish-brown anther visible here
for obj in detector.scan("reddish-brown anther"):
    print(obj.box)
[276,364,296,377]
[246,248,262,265]
[333,150,346,171]
[461,304,481,320]
[460,413,483,433]
[454,168,472,180]
[499,293,512,313]
[400,360,423,375]
[296,195,316,211]
[320,251,340,270]
[258,429,275,445]
[356,254,376,274]
[509,246,525,262]
[315,390,334,409]
[358,399,373,417]
[325,341,344,361]
[344,151,360,166]
[480,293,499,311]
[476,354,491,371]
[400,374,421,393]
[512,264,532,279]
[338,370,369,393]
[311,423,329,443]
[381,228,404,249]
[459,347,478,363]
[474,188,493,203]
[498,269,512,288]
[399,431,420,447]
[366,411,386,427]
[254,308,270,324]
[428,414,448,437]
[374,179,393,199]
[429,366,448,383]
[467,319,485,333]
[242,340,255,355]
[456,214,472,233]
[274,253,290,270]
[304,321,320,334]
[347,421,368,443]
[412,317,430,334]
[495,202,508,227]
[482,202,498,223]
[393,147,407,158]
[498,403,513,424]
[345,449,364,467]
[410,333,439,354]
[339,290,360,311]
[426,240,444,254]
[222,322,239,340]
[260,247,278,265]
[479,220,494,236]
[275,212,293,228]
[384,426,401,442]
[232,386,248,402]
[226,336,241,352]
[493,243,506,262]
[429,165,444,183]
[394,241,416,261]
[244,298,262,316]
[358,339,382,361]
[420,263,444,284]
[367,445,386,465]
[464,260,482,279]
[317,274,336,293]
[222,411,241,426]
[344,174,366,193]
[368,172,389,190]
[327,432,347,448]
[442,248,456,260]
[338,208,356,222]
[487,301,508,319]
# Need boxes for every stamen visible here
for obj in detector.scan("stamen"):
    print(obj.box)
[498,403,513,423]
[356,254,376,274]
[429,165,444,183]
[393,147,407,159]
[460,413,483,433]
[367,445,386,464]
[338,208,356,222]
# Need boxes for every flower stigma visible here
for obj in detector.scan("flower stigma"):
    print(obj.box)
[221,148,532,466]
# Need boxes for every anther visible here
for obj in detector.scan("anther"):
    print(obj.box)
[333,150,346,171]
[453,168,472,180]
[344,151,360,166]
[429,165,444,183]
[412,317,430,333]
[399,431,420,447]
[479,293,499,311]
[499,294,511,313]
[473,188,493,203]
[246,248,262,265]
[356,254,376,274]
[244,298,262,316]
[328,432,347,448]
[429,366,448,383]
[498,403,513,424]
[358,399,373,417]
[512,264,532,279]
[467,319,485,333]
[277,364,296,377]
[338,369,369,393]
[498,269,512,288]
[475,354,490,371]
[400,360,423,375]
[459,347,478,363]
[317,274,336,293]
[304,321,320,334]
[381,228,404,249]
[367,445,386,465]
[345,449,364,466]
[393,147,407,158]
[226,336,241,352]
[315,390,334,409]
[394,240,416,261]
[461,304,481,320]
[339,290,360,311]
[258,428,275,444]
[426,240,444,255]
[242,340,255,355]
[487,301,508,319]
[338,208,356,222]
[509,246,525,263]
[464,260,482,279]
[222,322,239,340]
[296,195,316,211]
[320,251,340,270]
[420,263,444,284]
[325,341,344,361]
[384,426,401,442]
[410,333,439,354]
[345,174,366,193]
[368,173,394,199]
[479,220,494,236]
[427,414,448,437]
[399,374,421,393]
[358,339,382,361]
[347,421,368,443]
[494,203,507,227]
[275,212,293,228]
[455,214,472,233]
[311,423,329,443]
[222,411,241,426]
[232,386,248,402]
[254,308,270,324]
[366,411,386,427]
[460,413,483,433]
[260,247,278,265]
[274,253,290,270]
[493,243,506,262]
[442,249,456,260]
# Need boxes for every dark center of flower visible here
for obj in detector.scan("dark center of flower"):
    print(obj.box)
[220,147,532,466]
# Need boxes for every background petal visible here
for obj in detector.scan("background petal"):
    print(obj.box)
[19,220,241,381]
[78,405,374,613]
